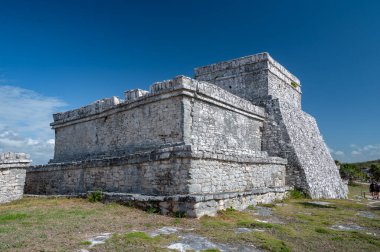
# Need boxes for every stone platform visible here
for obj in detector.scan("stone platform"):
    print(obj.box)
[100,187,289,218]
[26,146,288,217]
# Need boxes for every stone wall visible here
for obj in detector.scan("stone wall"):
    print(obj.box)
[187,98,263,153]
[51,76,266,163]
[188,159,285,194]
[101,188,289,217]
[26,146,287,217]
[275,101,348,198]
[53,97,184,162]
[195,53,347,198]
[194,52,302,109]
[26,146,192,196]
[0,152,31,204]
[26,145,286,195]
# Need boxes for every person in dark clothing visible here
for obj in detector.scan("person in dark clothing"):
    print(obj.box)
[375,182,380,200]
[369,180,376,199]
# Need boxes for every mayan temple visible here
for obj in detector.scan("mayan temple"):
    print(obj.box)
[25,53,348,217]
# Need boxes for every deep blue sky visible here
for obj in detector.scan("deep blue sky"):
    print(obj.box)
[0,0,379,163]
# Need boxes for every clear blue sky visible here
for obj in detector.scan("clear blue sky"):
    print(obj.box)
[0,0,379,164]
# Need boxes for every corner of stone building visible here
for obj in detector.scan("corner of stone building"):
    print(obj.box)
[0,152,32,204]
[193,53,348,199]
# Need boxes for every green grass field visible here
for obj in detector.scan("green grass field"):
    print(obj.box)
[0,183,379,252]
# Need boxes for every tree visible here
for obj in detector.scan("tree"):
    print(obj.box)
[369,164,380,180]
[339,163,367,183]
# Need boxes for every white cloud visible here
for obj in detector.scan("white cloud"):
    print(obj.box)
[328,145,345,158]
[349,144,380,160]
[46,139,55,145]
[351,150,361,155]
[335,151,345,156]
[330,143,380,162]
[0,85,66,164]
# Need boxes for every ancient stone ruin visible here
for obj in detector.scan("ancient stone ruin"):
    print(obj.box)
[25,53,347,217]
[0,152,31,203]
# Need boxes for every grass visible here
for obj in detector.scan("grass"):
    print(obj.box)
[80,240,92,245]
[0,184,378,251]
[298,202,336,208]
[0,197,195,251]
[0,212,28,222]
[246,205,255,210]
[94,231,178,252]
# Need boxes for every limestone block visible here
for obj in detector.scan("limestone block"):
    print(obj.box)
[0,152,31,204]
[124,89,149,101]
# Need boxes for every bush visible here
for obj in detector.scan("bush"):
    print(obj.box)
[288,189,309,199]
[174,211,186,218]
[369,164,380,180]
[146,206,160,214]
[88,191,103,203]
[339,164,367,182]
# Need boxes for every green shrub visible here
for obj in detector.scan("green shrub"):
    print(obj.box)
[174,211,186,218]
[146,206,160,214]
[291,81,299,88]
[88,191,103,203]
[339,163,367,182]
[369,164,380,180]
[288,189,308,199]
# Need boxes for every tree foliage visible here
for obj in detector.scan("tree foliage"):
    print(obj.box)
[339,163,367,182]
[369,164,380,180]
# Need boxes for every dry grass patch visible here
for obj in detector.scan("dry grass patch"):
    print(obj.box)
[0,184,379,251]
[0,197,197,251]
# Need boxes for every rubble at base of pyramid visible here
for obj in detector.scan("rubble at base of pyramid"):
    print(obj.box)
[25,53,347,217]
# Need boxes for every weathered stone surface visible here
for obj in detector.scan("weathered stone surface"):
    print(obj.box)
[357,211,378,219]
[87,233,111,248]
[330,224,364,231]
[50,76,266,163]
[195,52,348,199]
[168,233,262,251]
[0,152,31,203]
[26,148,286,197]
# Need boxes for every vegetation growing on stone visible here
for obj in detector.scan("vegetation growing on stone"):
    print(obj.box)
[291,81,299,88]
[288,188,309,199]
[88,191,103,203]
